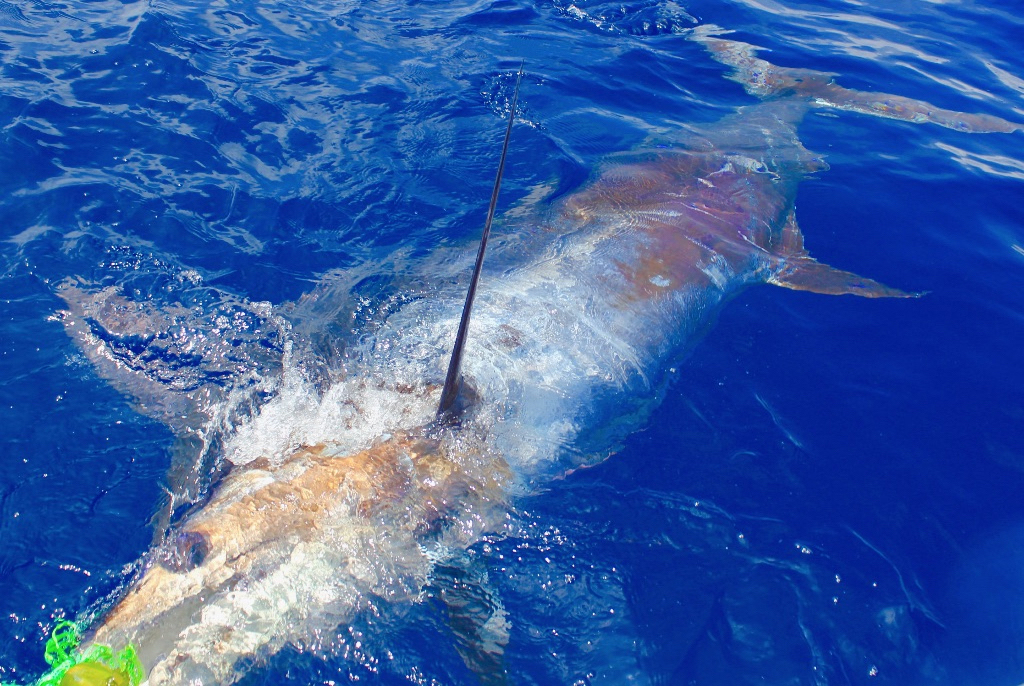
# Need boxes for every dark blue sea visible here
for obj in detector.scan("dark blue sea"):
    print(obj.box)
[2,1,1023,684]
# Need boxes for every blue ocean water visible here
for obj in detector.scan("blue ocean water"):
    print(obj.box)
[1,0,1023,684]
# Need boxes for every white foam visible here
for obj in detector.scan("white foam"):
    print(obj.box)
[224,361,437,468]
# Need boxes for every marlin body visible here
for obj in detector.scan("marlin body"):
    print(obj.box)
[52,28,1019,686]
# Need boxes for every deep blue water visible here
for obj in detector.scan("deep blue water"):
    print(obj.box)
[2,0,1024,684]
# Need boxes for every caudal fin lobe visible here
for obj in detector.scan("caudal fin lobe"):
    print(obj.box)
[691,24,1023,134]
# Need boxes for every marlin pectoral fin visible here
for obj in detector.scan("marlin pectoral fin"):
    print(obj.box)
[148,431,232,541]
[769,256,918,298]
[432,556,510,686]
[769,212,919,298]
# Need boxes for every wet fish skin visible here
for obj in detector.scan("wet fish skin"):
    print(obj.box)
[88,433,510,684]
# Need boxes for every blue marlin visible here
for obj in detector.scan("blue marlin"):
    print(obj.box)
[45,27,1020,686]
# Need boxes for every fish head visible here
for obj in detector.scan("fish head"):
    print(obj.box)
[84,432,511,685]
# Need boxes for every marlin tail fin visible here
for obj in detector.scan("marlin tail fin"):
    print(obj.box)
[691,25,1023,134]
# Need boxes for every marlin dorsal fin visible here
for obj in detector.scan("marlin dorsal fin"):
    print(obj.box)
[436,64,524,422]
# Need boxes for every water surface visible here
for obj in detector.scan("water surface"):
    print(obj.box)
[2,0,1023,684]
